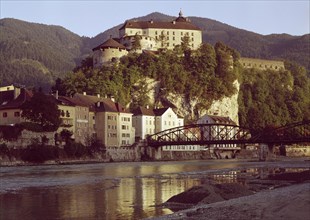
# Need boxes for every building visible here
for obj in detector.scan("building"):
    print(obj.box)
[73,93,135,147]
[56,95,96,146]
[0,85,32,126]
[154,107,184,133]
[132,106,155,140]
[119,11,202,51]
[239,57,285,71]
[197,114,237,149]
[93,11,202,66]
[92,37,128,68]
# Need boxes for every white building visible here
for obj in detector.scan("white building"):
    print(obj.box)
[197,114,237,149]
[154,107,184,133]
[132,106,155,140]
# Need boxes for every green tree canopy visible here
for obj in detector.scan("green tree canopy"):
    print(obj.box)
[21,91,61,131]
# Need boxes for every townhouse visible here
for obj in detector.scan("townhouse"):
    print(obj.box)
[0,85,32,126]
[73,93,135,147]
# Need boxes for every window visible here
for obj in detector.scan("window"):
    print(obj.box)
[155,31,158,35]
[14,112,20,117]
[122,125,126,130]
[181,32,183,36]
[3,112,7,118]
[167,31,169,35]
[173,37,175,40]
[191,33,194,36]
[173,31,175,35]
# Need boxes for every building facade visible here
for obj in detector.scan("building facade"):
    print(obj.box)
[119,11,202,51]
[132,106,156,140]
[0,85,32,126]
[93,11,202,66]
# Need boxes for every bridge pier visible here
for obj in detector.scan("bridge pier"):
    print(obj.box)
[259,143,275,161]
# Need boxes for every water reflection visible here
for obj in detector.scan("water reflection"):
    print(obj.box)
[0,172,201,220]
[1,160,309,220]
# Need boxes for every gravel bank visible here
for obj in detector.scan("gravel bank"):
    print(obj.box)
[149,182,310,220]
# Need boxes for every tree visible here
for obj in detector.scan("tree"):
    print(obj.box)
[21,91,61,131]
[132,34,142,51]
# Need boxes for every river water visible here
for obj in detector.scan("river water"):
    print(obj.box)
[0,159,309,220]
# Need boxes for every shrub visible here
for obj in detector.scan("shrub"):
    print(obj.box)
[21,144,59,163]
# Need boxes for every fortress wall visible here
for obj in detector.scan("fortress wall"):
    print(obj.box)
[93,48,128,67]
[240,57,285,71]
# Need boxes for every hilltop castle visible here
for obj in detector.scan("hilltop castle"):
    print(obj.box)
[92,11,285,71]
[93,11,202,67]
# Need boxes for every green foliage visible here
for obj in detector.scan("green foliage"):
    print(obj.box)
[64,142,90,158]
[21,144,59,163]
[0,18,88,91]
[0,125,23,141]
[55,43,239,112]
[21,91,61,131]
[238,61,310,134]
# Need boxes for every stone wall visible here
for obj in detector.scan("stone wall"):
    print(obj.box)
[1,129,55,148]
[285,145,310,157]
[106,146,140,162]
[240,57,285,71]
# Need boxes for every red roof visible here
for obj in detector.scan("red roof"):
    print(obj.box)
[209,115,236,125]
[0,88,32,110]
[153,107,169,116]
[119,20,201,31]
[133,106,155,116]
[92,38,126,51]
[73,93,131,114]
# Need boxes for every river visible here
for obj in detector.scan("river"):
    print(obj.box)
[0,159,309,220]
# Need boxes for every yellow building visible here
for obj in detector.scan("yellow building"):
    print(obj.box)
[0,85,32,126]
[119,11,202,50]
[56,96,95,146]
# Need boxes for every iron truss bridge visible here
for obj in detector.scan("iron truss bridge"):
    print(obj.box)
[146,121,310,147]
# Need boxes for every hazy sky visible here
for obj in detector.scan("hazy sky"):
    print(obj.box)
[1,1,309,37]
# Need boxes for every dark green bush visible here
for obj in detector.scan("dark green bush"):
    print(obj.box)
[21,144,59,163]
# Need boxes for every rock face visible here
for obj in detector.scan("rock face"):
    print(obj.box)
[144,78,240,124]
[201,80,240,124]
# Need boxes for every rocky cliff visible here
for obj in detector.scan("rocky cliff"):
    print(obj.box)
[143,77,240,124]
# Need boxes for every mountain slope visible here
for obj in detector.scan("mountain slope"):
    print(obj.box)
[0,13,308,90]
[0,18,89,90]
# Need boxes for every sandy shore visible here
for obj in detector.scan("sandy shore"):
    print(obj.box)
[149,181,310,220]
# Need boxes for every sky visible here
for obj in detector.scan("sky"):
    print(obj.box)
[1,0,309,37]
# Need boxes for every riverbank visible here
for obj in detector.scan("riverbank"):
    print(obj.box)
[149,169,310,220]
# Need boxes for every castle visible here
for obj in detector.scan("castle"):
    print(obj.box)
[93,11,202,67]
[92,11,285,71]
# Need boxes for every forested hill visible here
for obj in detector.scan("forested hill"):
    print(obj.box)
[0,13,309,90]
[0,18,91,90]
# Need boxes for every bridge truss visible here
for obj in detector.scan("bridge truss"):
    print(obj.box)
[147,121,310,147]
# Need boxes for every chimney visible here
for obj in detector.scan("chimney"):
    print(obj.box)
[110,96,115,102]
[146,105,149,109]
[172,21,176,24]
[83,92,87,95]
[55,90,59,100]
[150,19,153,24]
[97,94,100,98]
[14,87,21,99]
[97,102,101,107]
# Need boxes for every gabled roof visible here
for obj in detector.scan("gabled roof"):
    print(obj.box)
[92,38,126,51]
[57,96,89,107]
[133,106,155,116]
[119,20,201,31]
[0,90,14,105]
[208,115,236,125]
[153,107,169,116]
[73,93,131,114]
[0,88,32,110]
